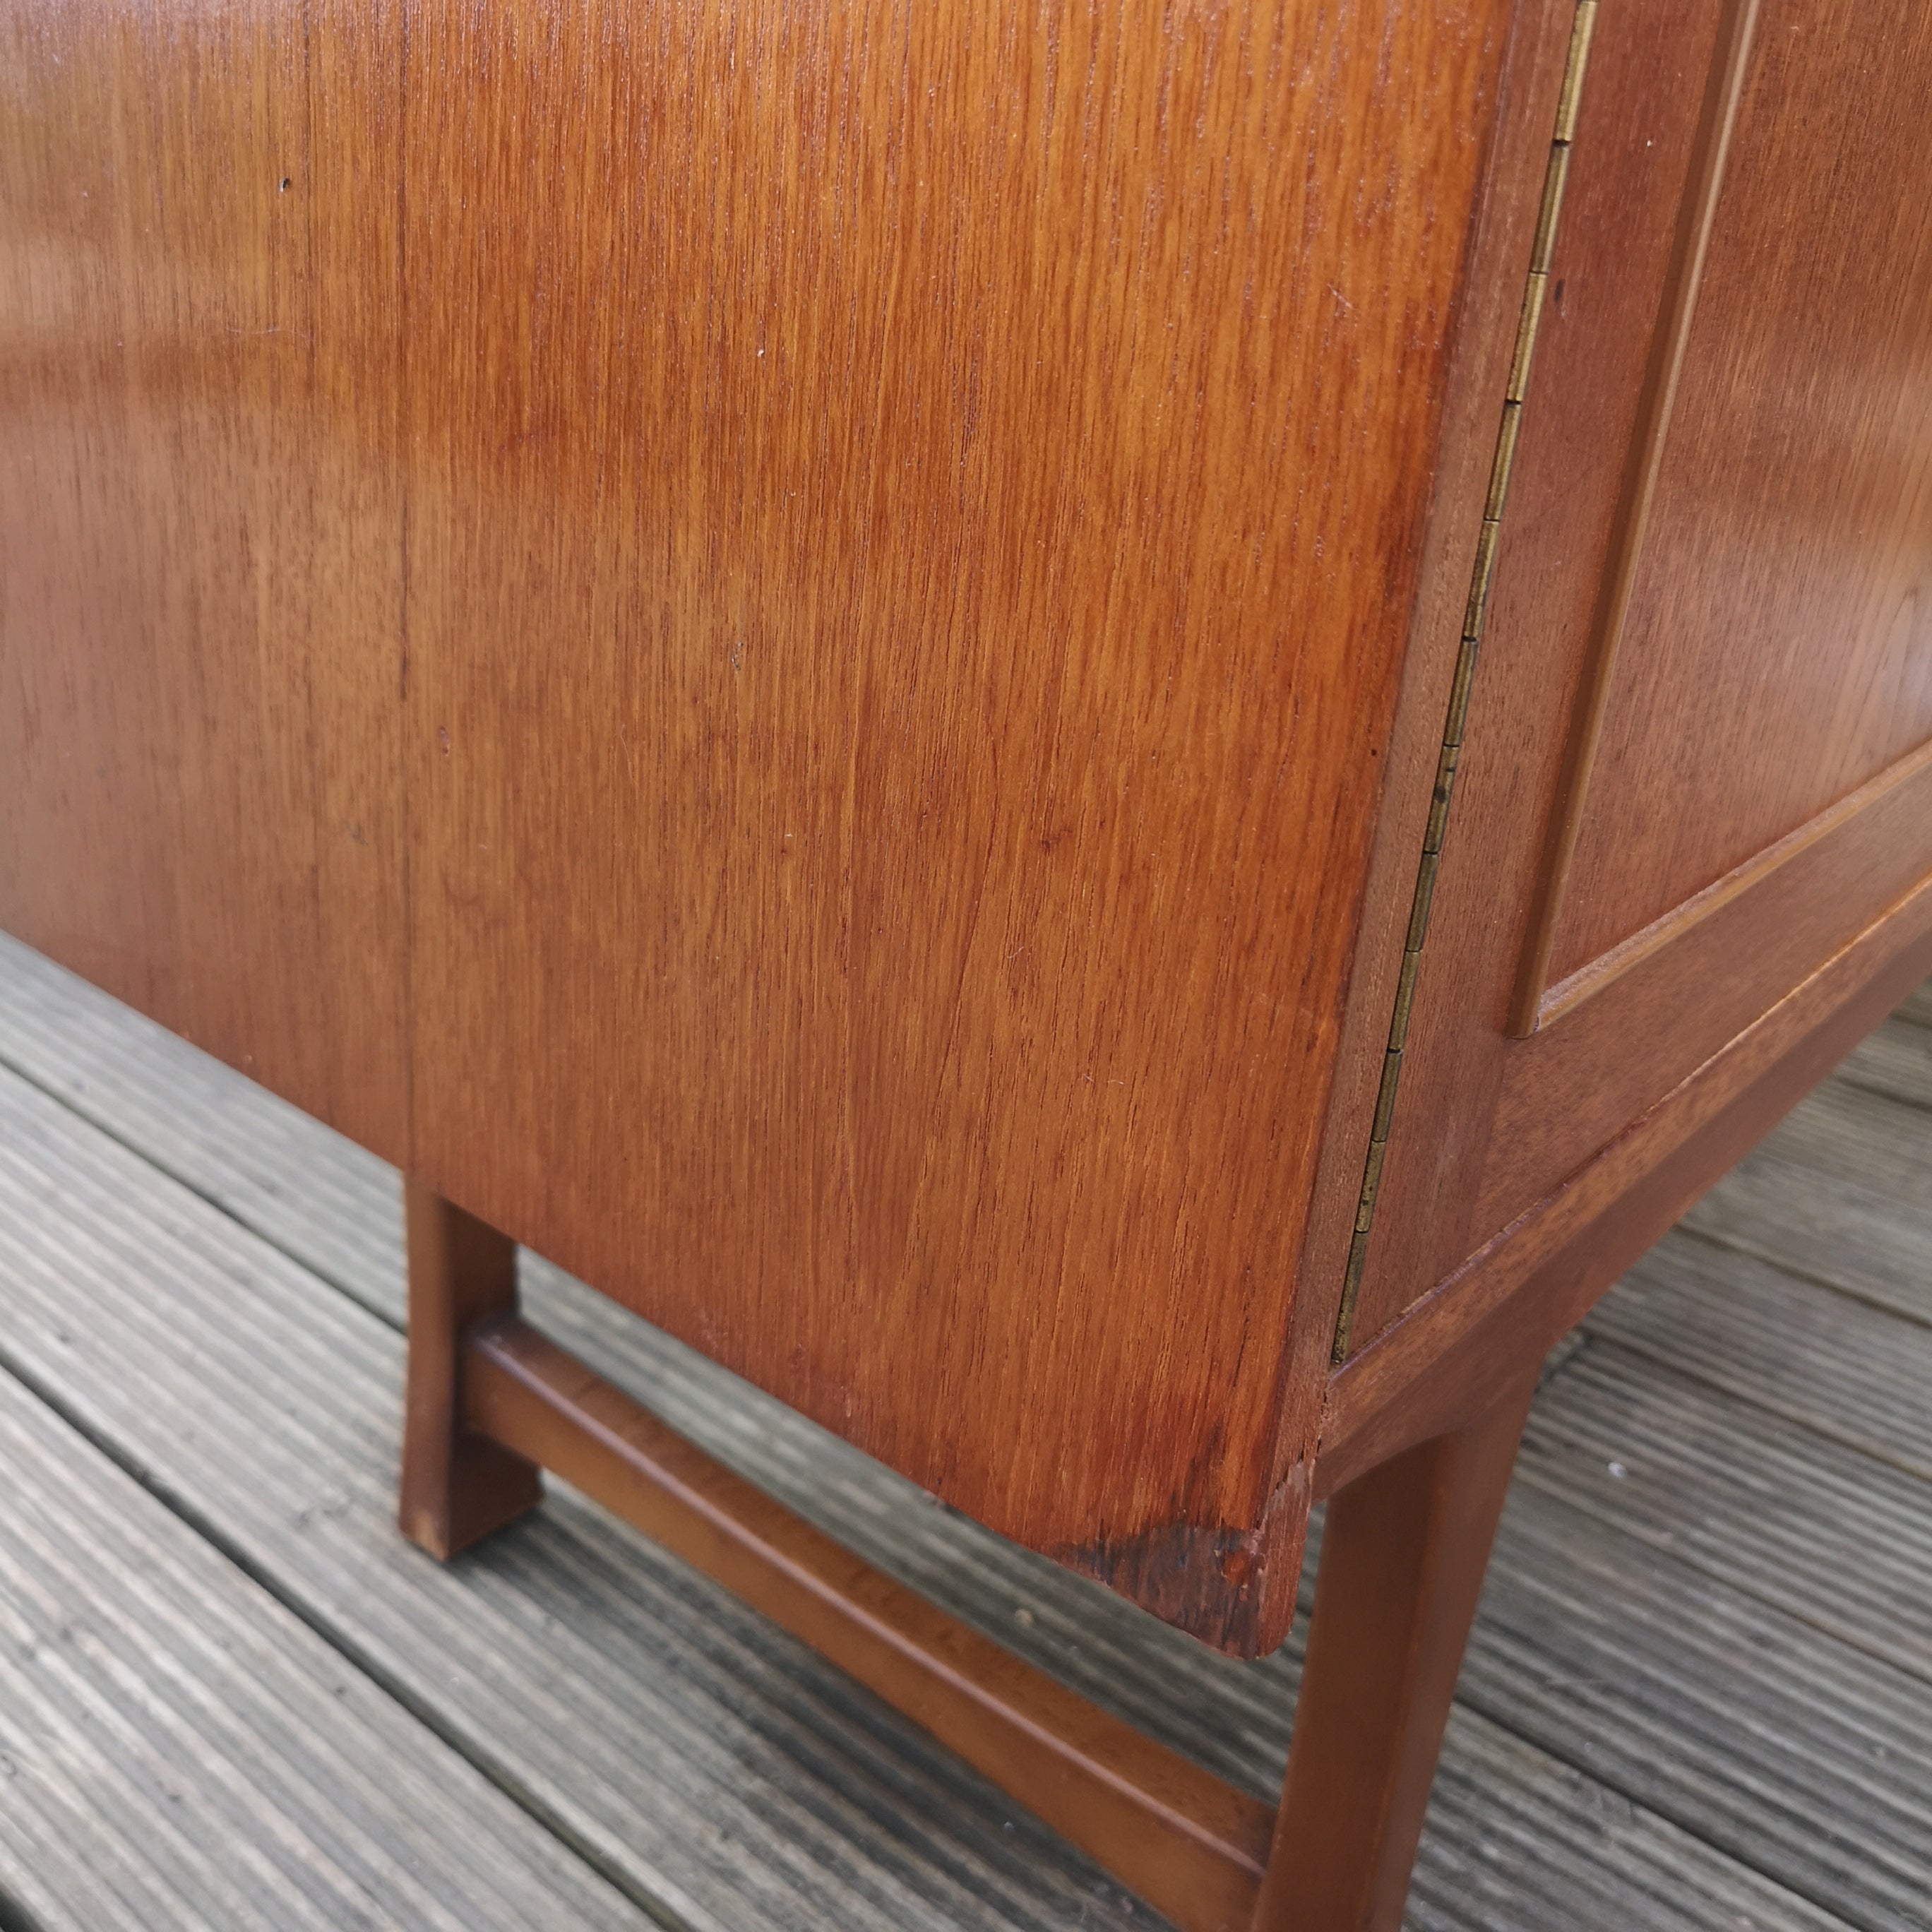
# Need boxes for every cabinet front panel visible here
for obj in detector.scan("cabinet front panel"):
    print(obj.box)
[398,0,1517,1570]
[0,0,410,1157]
[1539,0,1932,999]
[1348,0,1932,1353]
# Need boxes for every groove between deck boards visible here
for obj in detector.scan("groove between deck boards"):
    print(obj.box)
[0,1370,651,1932]
[0,1081,1128,1931]
[1520,1345,1932,1683]
[3,929,1924,1930]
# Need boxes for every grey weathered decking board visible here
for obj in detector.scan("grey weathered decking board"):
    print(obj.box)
[0,1059,1842,1932]
[1679,1150,1932,1334]
[1836,1014,1932,1115]
[0,1372,651,1932]
[0,938,402,1323]
[2,930,1926,1930]
[1470,1487,1932,1931]
[1519,1344,1932,1683]
[1894,980,1932,1031]
[1589,1237,1932,1485]
[1675,1046,1932,1332]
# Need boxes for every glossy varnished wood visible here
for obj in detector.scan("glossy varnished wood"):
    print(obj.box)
[455,1281,1558,1932]
[1323,900,1932,1490]
[1340,0,1932,1361]
[463,1313,1273,1932]
[0,0,410,1159]
[11,5,1932,1924]
[0,0,1554,1650]
[7,0,1931,1750]
[1342,0,1732,1342]
[398,1181,542,1558]
[1269,0,1582,1549]
[1541,0,1932,990]
[394,0,1524,1652]
[1261,1379,1537,1932]
[1509,0,1761,1033]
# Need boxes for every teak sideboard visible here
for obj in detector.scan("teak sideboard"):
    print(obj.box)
[5,0,1931,1924]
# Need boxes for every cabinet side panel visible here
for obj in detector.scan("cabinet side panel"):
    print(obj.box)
[400,0,1517,1574]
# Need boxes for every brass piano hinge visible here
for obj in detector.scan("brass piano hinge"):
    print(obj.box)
[1330,0,1597,1366]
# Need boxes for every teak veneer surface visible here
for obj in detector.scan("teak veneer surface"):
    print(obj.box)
[397,0,1523,1633]
[6,0,1932,1662]
[0,0,410,1156]
[1344,0,1932,1357]
[1542,0,1932,986]
[0,0,1535,1644]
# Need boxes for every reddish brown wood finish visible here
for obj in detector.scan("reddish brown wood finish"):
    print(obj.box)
[1542,0,1932,988]
[1343,0,1932,1361]
[1264,0,1583,1568]
[11,3,1932,1920]
[1260,1379,1537,1932]
[4,0,1929,1734]
[0,0,410,1162]
[1322,889,1932,1492]
[1508,0,1761,1037]
[0,0,1562,1652]
[464,1314,1272,1932]
[448,1252,1546,1932]
[393,0,1524,1651]
[398,1182,542,1559]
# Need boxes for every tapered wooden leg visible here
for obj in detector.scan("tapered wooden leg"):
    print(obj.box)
[398,1179,543,1558]
[1253,1375,1539,1931]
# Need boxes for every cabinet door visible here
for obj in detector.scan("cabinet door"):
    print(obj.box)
[1350,0,1932,1351]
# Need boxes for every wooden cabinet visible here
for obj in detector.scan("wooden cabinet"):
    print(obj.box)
[5,1,1929,1924]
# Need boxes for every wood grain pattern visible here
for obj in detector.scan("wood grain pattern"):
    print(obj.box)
[1333,0,1734,1343]
[1323,875,1932,1489]
[1479,749,1932,1223]
[398,1180,543,1559]
[0,0,1538,1642]
[1508,0,1762,1033]
[1339,0,1932,1360]
[1259,1377,1537,1932]
[15,0,1931,1690]
[0,0,410,1159]
[1543,0,1932,985]
[1534,737,1932,1029]
[392,0,1520,1640]
[465,1314,1273,1932]
[1272,0,1581,1436]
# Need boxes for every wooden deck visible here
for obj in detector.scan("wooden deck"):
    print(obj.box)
[0,931,1927,1932]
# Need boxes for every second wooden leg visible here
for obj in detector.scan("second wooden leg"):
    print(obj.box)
[398,1179,543,1559]
[1253,1376,1539,1932]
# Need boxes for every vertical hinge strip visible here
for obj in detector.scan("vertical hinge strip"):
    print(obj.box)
[1331,0,1597,1365]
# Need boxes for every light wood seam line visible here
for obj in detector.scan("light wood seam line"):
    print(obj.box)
[1330,0,1599,1364]
[1535,735,1932,1029]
